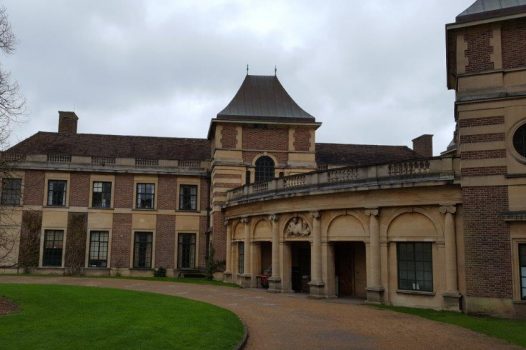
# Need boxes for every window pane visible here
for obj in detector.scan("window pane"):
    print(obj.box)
[520,245,526,300]
[88,231,109,267]
[1,178,21,206]
[179,185,197,210]
[255,156,275,183]
[398,242,433,292]
[238,242,244,274]
[48,180,67,206]
[178,233,196,269]
[134,232,152,268]
[136,183,154,209]
[43,230,64,267]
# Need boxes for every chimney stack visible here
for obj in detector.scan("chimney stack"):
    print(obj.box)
[58,111,78,134]
[412,134,433,157]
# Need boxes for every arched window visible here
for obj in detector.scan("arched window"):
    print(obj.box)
[255,156,275,183]
[513,123,526,158]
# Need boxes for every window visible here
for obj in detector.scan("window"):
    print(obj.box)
[92,182,112,208]
[88,231,109,267]
[238,242,244,274]
[255,156,275,183]
[179,185,197,211]
[397,242,433,292]
[513,124,526,158]
[178,233,196,269]
[1,178,21,205]
[133,232,152,268]
[520,244,526,300]
[47,180,67,206]
[136,183,155,209]
[43,230,64,267]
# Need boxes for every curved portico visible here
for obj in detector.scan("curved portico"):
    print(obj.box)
[223,157,463,311]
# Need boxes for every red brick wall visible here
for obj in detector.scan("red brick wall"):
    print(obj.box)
[502,18,526,70]
[461,166,507,177]
[155,215,175,269]
[23,170,45,205]
[69,173,90,207]
[293,128,311,152]
[158,175,177,210]
[462,186,512,298]
[242,126,288,151]
[200,178,209,211]
[459,116,504,128]
[212,211,226,262]
[460,133,505,144]
[113,174,134,208]
[111,213,132,268]
[243,151,287,166]
[464,25,494,73]
[18,210,42,268]
[199,216,208,268]
[221,125,237,149]
[461,149,506,160]
[64,212,87,269]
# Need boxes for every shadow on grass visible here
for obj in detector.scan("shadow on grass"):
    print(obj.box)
[373,304,526,348]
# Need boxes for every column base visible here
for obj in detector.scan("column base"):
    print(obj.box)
[267,277,282,293]
[240,274,252,288]
[223,271,233,283]
[366,287,385,304]
[443,291,462,312]
[308,281,326,299]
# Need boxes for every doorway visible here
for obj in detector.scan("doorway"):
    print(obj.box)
[290,242,311,293]
[334,242,367,298]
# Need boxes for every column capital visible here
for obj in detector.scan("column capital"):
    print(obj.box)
[224,218,230,226]
[365,208,379,217]
[310,211,321,220]
[240,217,249,224]
[269,214,279,222]
[439,205,457,215]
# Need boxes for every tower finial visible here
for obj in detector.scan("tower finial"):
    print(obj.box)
[274,65,277,76]
[246,64,249,76]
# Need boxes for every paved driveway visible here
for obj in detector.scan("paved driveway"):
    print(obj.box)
[0,276,520,350]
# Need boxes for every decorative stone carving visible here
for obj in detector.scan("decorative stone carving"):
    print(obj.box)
[269,214,279,222]
[285,216,311,237]
[365,208,379,216]
[439,205,457,215]
[224,218,229,226]
[310,211,320,220]
[240,217,249,224]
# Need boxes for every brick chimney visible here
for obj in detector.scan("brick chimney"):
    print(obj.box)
[58,111,78,134]
[412,134,433,157]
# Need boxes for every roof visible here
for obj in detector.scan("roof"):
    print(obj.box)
[456,0,526,22]
[7,132,211,161]
[315,143,422,167]
[217,75,315,123]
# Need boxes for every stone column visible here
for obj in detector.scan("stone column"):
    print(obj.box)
[268,214,282,292]
[241,217,251,288]
[365,208,384,303]
[440,205,460,310]
[309,211,325,298]
[223,219,232,282]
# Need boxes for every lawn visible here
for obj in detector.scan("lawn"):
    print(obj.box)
[376,305,526,348]
[0,284,244,350]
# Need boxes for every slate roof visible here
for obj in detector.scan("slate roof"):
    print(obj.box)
[457,0,526,22]
[217,75,316,123]
[315,143,422,167]
[7,132,211,161]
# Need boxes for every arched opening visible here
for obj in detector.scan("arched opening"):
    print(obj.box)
[255,156,275,183]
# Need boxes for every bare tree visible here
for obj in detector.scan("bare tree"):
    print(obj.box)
[0,6,25,269]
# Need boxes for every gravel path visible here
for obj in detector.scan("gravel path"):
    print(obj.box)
[0,276,520,350]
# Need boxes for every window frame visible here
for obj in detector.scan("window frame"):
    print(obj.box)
[42,230,64,267]
[254,156,275,183]
[133,231,153,269]
[91,181,112,209]
[520,244,526,301]
[135,183,155,210]
[397,242,433,293]
[179,184,198,211]
[1,178,22,206]
[177,233,197,270]
[238,242,245,274]
[88,231,109,268]
[47,180,67,207]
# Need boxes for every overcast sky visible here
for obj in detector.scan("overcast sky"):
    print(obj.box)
[2,0,475,154]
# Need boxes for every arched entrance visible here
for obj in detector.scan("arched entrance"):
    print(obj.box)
[290,242,311,293]
[334,242,367,298]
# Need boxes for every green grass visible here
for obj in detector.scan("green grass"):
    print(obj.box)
[0,284,244,350]
[375,304,526,348]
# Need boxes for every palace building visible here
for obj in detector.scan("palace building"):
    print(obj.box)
[1,0,526,318]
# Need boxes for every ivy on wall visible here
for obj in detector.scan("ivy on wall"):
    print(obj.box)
[64,212,87,275]
[18,211,42,272]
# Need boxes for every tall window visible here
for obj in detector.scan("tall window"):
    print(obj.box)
[92,182,112,208]
[133,232,153,268]
[255,156,275,183]
[520,244,526,300]
[397,242,433,292]
[43,230,64,267]
[47,180,67,206]
[238,242,244,274]
[179,185,197,211]
[88,231,109,267]
[178,233,196,269]
[1,178,21,205]
[136,183,155,209]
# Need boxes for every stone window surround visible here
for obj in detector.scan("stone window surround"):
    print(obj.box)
[85,230,112,269]
[89,174,115,209]
[39,227,67,268]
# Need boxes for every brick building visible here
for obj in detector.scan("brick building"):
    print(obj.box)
[1,0,526,317]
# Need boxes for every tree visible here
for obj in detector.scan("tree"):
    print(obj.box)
[0,6,25,269]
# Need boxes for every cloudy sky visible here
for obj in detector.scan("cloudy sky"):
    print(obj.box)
[2,0,475,154]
